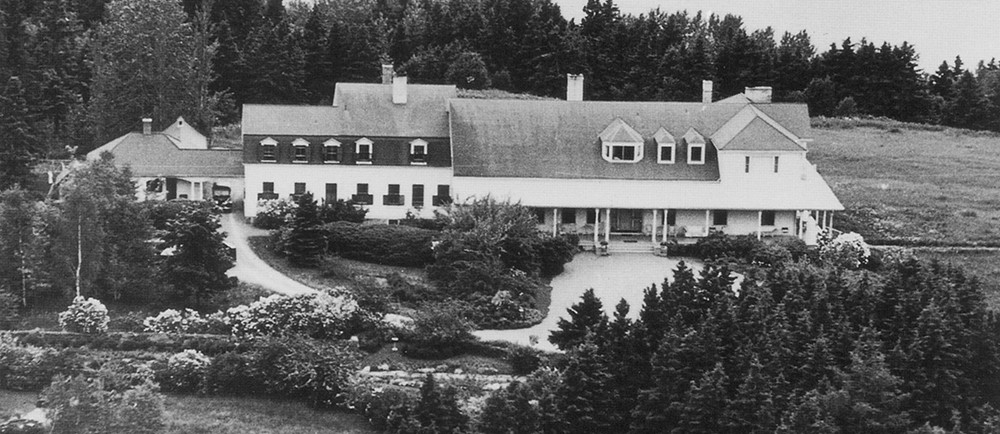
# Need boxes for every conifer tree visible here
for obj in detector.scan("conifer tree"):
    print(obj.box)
[549,288,607,350]
[0,76,37,189]
[676,363,730,434]
[559,339,613,433]
[725,355,778,433]
[287,192,323,268]
[409,373,468,434]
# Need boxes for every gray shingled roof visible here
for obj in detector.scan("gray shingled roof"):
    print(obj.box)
[723,117,805,151]
[449,99,811,180]
[87,133,243,177]
[243,83,457,138]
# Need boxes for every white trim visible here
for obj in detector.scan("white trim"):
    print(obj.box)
[292,138,309,147]
[291,138,309,163]
[410,138,428,165]
[355,138,373,164]
[688,143,705,165]
[323,139,341,164]
[259,137,277,162]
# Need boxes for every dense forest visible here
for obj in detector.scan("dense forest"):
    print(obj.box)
[1,0,999,190]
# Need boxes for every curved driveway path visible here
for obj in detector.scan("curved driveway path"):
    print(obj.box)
[474,253,704,352]
[221,213,317,296]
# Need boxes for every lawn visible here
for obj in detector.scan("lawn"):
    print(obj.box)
[809,118,1000,245]
[0,391,377,434]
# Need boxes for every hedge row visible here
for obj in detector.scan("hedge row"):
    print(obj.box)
[10,331,239,356]
[321,221,437,267]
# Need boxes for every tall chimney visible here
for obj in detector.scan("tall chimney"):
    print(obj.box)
[142,118,152,135]
[566,74,584,101]
[381,64,394,85]
[393,76,407,104]
[702,80,714,104]
[745,86,773,104]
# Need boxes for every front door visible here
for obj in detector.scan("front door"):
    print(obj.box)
[611,209,643,233]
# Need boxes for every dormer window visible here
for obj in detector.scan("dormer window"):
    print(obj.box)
[259,138,277,162]
[323,139,340,163]
[654,128,675,164]
[683,128,706,165]
[355,138,372,164]
[410,139,427,165]
[292,138,309,163]
[599,118,644,164]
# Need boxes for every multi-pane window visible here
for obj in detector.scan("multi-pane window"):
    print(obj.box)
[561,208,577,225]
[761,210,776,226]
[357,183,368,194]
[355,138,373,163]
[586,209,597,224]
[260,138,277,161]
[262,182,274,193]
[293,182,306,196]
[745,156,751,173]
[324,139,340,163]
[384,184,403,206]
[353,183,372,205]
[433,184,451,206]
[666,209,677,226]
[258,181,277,200]
[533,208,546,224]
[412,184,424,207]
[774,156,780,173]
[608,145,637,161]
[658,143,675,163]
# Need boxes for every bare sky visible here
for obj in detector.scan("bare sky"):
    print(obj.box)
[553,0,999,73]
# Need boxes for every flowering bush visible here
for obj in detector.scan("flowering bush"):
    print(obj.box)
[0,333,78,391]
[143,309,206,333]
[225,291,360,339]
[253,198,298,229]
[820,232,872,269]
[160,349,211,393]
[58,297,110,334]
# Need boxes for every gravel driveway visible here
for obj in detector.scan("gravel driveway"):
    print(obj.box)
[220,213,318,296]
[474,253,702,352]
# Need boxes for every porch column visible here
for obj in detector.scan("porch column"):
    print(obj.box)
[704,210,710,234]
[604,208,611,243]
[651,209,658,244]
[829,211,834,232]
[821,210,827,230]
[757,211,763,240]
[593,208,600,247]
[662,209,668,243]
[552,208,558,236]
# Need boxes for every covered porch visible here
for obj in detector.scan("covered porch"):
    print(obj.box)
[533,207,838,253]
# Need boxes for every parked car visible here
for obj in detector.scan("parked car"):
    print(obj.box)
[212,185,233,213]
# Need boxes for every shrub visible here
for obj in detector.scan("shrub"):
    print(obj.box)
[108,311,147,332]
[58,297,110,334]
[819,232,871,269]
[253,197,297,229]
[143,308,207,334]
[321,221,437,267]
[507,346,543,375]
[159,349,211,393]
[201,351,257,395]
[224,291,360,339]
[342,375,416,431]
[246,337,362,408]
[0,291,18,330]
[0,334,79,391]
[401,302,476,359]
[0,419,46,434]
[40,374,165,434]
[537,234,579,277]
[318,199,368,224]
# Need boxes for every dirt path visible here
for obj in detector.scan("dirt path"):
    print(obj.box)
[474,253,705,352]
[221,213,317,296]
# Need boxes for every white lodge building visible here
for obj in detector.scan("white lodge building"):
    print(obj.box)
[243,72,843,250]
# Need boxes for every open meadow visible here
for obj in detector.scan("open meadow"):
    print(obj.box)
[810,117,1000,308]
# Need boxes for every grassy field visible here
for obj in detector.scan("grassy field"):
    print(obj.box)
[810,117,1000,308]
[0,391,376,434]
[809,118,1000,245]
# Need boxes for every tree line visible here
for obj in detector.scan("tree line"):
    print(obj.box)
[2,0,999,191]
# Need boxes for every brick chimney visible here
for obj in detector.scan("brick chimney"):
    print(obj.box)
[566,74,584,101]
[142,118,152,135]
[745,86,773,104]
[381,64,394,85]
[702,80,714,104]
[393,76,407,104]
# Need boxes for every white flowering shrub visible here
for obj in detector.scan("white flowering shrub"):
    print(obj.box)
[253,198,298,229]
[162,349,211,393]
[143,309,206,333]
[225,291,360,339]
[819,232,871,269]
[58,297,110,334]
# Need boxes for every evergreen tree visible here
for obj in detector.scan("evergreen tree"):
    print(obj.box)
[0,76,38,189]
[559,339,613,433]
[410,373,468,434]
[159,202,234,306]
[676,363,730,434]
[548,288,607,350]
[287,192,324,268]
[724,355,778,433]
